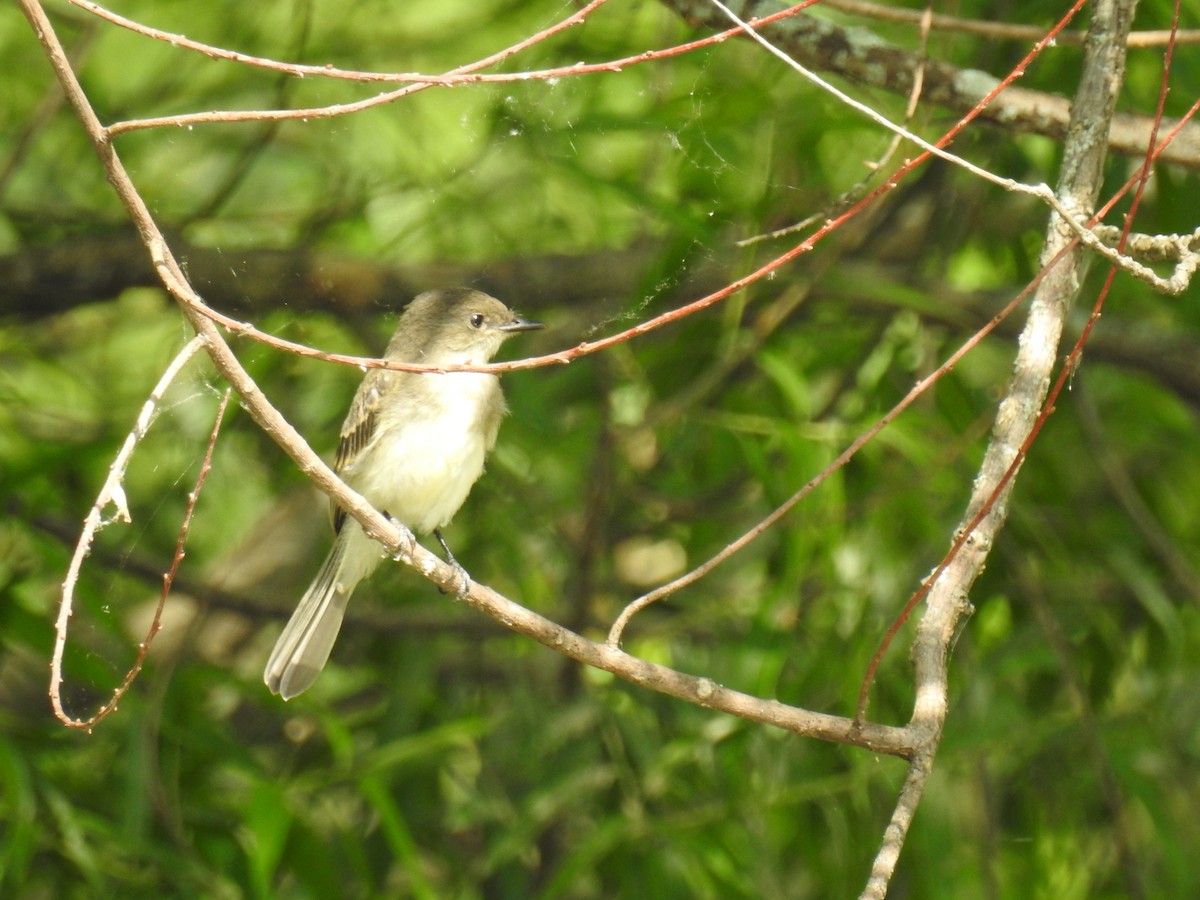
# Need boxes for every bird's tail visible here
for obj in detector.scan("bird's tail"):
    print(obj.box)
[264,533,355,700]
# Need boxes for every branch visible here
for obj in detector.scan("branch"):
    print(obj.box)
[859,0,1139,894]
[695,0,1196,299]
[826,0,1200,48]
[95,2,813,135]
[80,0,1200,171]
[49,334,205,726]
[68,0,610,85]
[658,0,1200,170]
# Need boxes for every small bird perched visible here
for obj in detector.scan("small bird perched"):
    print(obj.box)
[264,288,543,699]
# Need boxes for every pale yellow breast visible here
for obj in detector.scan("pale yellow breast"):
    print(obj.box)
[343,371,503,534]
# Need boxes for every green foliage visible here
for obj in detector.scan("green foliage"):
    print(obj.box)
[2,0,1198,897]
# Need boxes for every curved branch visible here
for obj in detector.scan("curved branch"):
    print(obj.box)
[69,0,610,84]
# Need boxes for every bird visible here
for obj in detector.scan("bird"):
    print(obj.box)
[263,288,543,699]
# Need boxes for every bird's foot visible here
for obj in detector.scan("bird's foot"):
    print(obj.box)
[434,528,472,599]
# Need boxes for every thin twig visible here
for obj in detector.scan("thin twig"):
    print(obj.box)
[1091,224,1200,263]
[657,0,1200,171]
[100,3,816,136]
[860,747,937,899]
[49,334,210,727]
[714,0,1194,295]
[826,0,1199,48]
[70,0,610,84]
[738,1,936,247]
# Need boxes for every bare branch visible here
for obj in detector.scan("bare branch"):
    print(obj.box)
[1092,223,1200,263]
[49,334,204,726]
[738,1,937,248]
[100,3,813,135]
[69,0,610,84]
[713,0,1198,297]
[659,0,1200,170]
[860,747,937,900]
[826,0,1200,48]
[859,0,1139,893]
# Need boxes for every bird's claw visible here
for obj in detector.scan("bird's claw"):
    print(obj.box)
[433,527,471,598]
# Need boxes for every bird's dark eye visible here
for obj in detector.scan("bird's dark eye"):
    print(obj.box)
[469,313,485,328]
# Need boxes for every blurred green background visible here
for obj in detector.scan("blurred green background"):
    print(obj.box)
[1,0,1198,896]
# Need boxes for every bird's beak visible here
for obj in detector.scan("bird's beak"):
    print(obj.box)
[499,315,544,333]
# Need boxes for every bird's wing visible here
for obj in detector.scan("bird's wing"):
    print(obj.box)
[330,373,387,531]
